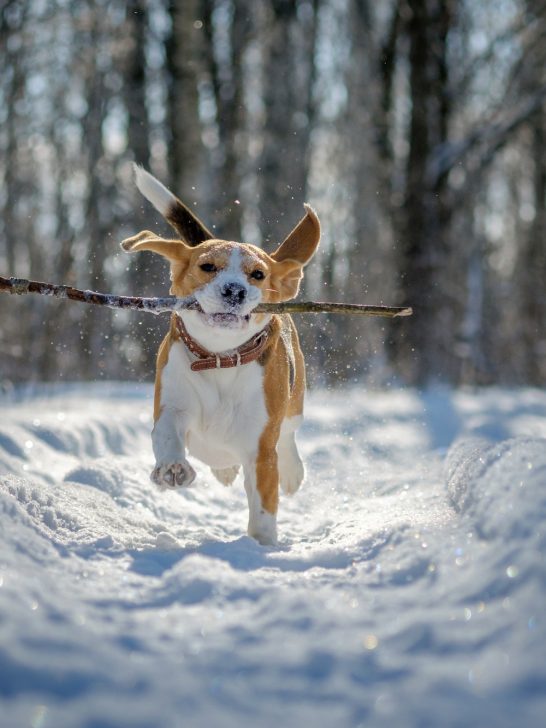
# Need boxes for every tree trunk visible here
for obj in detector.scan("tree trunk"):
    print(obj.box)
[258,0,319,246]
[522,108,546,382]
[390,0,455,384]
[202,0,252,240]
[123,0,167,376]
[166,0,207,207]
[78,6,111,379]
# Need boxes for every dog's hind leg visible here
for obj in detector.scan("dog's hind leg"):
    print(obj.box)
[277,416,305,495]
[211,465,240,486]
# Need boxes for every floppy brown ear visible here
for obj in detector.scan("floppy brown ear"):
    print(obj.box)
[270,204,321,266]
[270,259,304,302]
[120,230,189,260]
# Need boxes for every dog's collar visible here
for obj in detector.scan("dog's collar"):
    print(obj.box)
[174,315,272,372]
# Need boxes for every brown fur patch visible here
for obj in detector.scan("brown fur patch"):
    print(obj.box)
[286,320,305,419]
[256,315,305,514]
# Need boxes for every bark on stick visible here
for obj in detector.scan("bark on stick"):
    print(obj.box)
[0,275,412,318]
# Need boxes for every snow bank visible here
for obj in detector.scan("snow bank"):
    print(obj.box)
[447,435,546,543]
[0,385,545,727]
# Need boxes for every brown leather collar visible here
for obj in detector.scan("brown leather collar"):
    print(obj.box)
[174,315,272,372]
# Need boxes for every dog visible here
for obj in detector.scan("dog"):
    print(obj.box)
[121,167,320,545]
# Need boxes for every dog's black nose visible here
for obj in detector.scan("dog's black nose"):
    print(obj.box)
[221,282,247,305]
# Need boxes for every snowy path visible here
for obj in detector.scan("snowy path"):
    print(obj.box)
[1,385,545,727]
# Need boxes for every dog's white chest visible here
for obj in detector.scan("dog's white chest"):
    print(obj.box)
[159,341,268,468]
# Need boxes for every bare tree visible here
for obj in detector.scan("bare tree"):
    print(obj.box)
[166,0,207,205]
[257,0,319,245]
[385,0,456,384]
[202,0,252,239]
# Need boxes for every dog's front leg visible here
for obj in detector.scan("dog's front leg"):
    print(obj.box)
[151,407,196,490]
[243,447,279,546]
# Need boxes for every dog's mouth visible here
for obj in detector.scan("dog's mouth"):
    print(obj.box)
[192,304,251,329]
[204,312,251,329]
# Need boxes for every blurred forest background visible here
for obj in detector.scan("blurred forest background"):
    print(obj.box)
[1,0,545,387]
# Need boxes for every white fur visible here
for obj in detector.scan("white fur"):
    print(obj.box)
[134,164,176,217]
[243,463,278,545]
[153,337,305,544]
[154,337,282,543]
[211,465,240,486]
[181,310,271,354]
[151,238,276,542]
[155,339,269,466]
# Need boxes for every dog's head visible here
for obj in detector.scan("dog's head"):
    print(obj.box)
[122,169,320,331]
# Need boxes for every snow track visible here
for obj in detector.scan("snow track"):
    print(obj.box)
[1,385,545,727]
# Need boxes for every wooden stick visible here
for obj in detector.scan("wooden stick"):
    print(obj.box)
[0,275,412,318]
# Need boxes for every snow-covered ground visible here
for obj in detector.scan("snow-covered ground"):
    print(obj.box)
[1,384,545,728]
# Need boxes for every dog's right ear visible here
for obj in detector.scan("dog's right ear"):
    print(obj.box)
[121,230,190,261]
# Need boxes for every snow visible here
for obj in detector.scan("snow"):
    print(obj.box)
[1,384,545,727]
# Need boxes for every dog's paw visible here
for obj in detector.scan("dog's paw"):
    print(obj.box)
[280,459,305,495]
[248,518,278,546]
[151,461,196,491]
[211,465,240,487]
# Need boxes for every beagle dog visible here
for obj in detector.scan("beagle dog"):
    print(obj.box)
[121,167,320,545]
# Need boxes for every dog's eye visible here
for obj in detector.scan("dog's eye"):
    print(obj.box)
[200,263,217,273]
[250,269,265,281]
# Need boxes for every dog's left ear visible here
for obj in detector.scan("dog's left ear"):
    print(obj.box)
[270,204,321,267]
[269,204,320,301]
